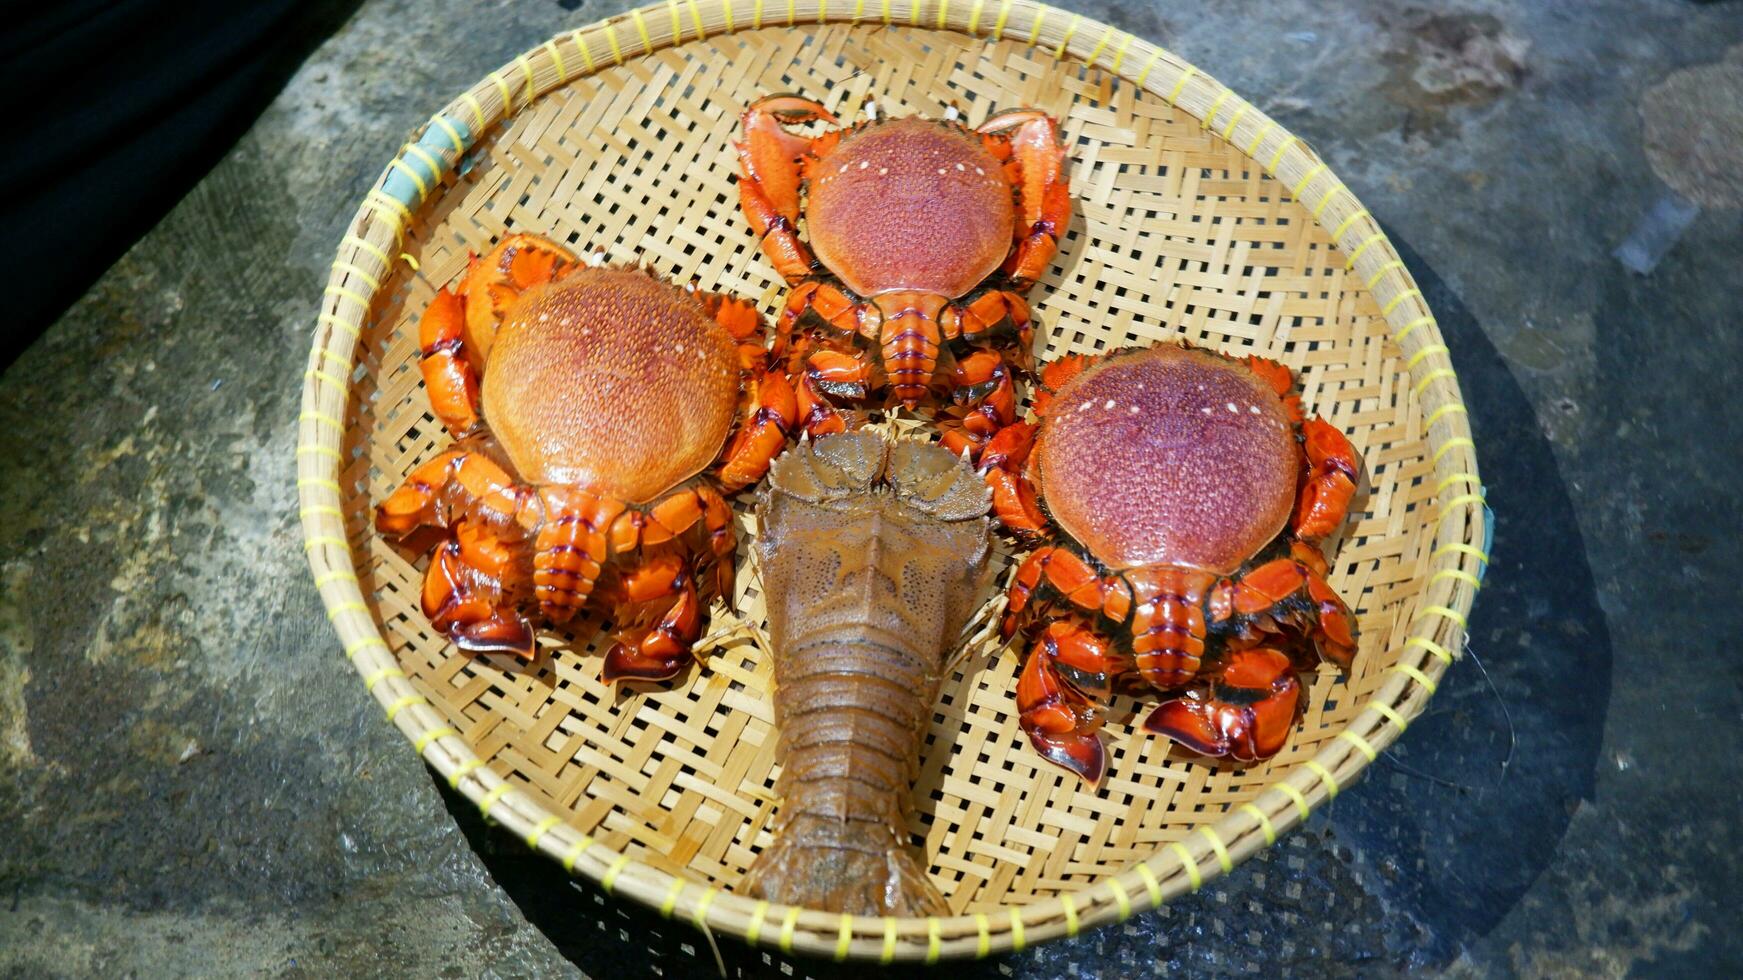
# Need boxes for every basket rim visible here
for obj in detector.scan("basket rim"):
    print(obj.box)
[296,0,1490,962]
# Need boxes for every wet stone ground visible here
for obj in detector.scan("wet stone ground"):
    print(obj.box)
[2,0,1741,976]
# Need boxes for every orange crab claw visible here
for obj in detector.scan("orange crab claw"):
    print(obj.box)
[719,371,799,492]
[1031,353,1092,416]
[1243,355,1305,424]
[421,527,537,660]
[1295,417,1360,540]
[460,233,577,364]
[1017,623,1110,785]
[737,95,837,283]
[701,291,770,372]
[417,288,482,436]
[1143,647,1302,763]
[602,559,703,683]
[938,350,1016,461]
[751,93,840,125]
[978,109,1068,285]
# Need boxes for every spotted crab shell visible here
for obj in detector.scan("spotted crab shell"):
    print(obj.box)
[1034,344,1300,574]
[805,116,1013,299]
[480,266,739,503]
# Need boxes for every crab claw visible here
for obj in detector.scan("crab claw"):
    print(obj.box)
[1143,647,1301,763]
[460,233,577,363]
[737,96,838,282]
[602,561,703,683]
[1030,353,1092,416]
[978,109,1068,285]
[416,289,483,437]
[421,526,537,661]
[1295,417,1359,540]
[1017,622,1114,785]
[719,371,799,492]
[1231,556,1358,668]
[748,93,839,125]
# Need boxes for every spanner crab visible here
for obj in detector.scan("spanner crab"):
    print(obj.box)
[735,95,1068,453]
[979,342,1363,783]
[375,233,797,682]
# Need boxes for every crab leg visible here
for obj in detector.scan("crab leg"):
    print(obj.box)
[421,520,537,659]
[697,290,800,493]
[376,448,466,536]
[417,288,482,436]
[601,555,704,683]
[1225,555,1358,669]
[737,95,837,283]
[375,449,530,538]
[1295,417,1360,541]
[718,370,798,492]
[979,110,1069,287]
[697,484,739,604]
[976,421,1047,539]
[945,288,1035,374]
[1143,647,1303,763]
[618,485,740,606]
[1001,544,1106,637]
[772,280,884,434]
[781,280,872,339]
[459,233,577,362]
[794,346,872,437]
[1018,620,1118,785]
[938,350,1017,462]
[700,290,772,373]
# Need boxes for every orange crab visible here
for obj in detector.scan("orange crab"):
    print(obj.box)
[979,343,1363,783]
[735,96,1068,454]
[375,233,796,682]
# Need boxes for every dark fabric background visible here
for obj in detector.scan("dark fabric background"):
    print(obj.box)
[0,0,360,365]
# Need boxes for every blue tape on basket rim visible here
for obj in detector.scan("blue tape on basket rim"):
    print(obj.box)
[1478,499,1495,584]
[429,113,476,155]
[379,117,475,209]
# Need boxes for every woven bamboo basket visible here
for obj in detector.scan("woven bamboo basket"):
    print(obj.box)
[297,0,1489,962]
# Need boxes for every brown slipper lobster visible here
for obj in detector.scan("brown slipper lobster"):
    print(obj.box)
[977,342,1364,784]
[375,234,797,682]
[743,430,993,915]
[736,96,1068,452]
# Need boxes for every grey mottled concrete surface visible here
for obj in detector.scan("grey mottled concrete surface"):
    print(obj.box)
[3,0,1741,976]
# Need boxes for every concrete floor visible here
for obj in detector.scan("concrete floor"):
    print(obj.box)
[2,0,1740,976]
